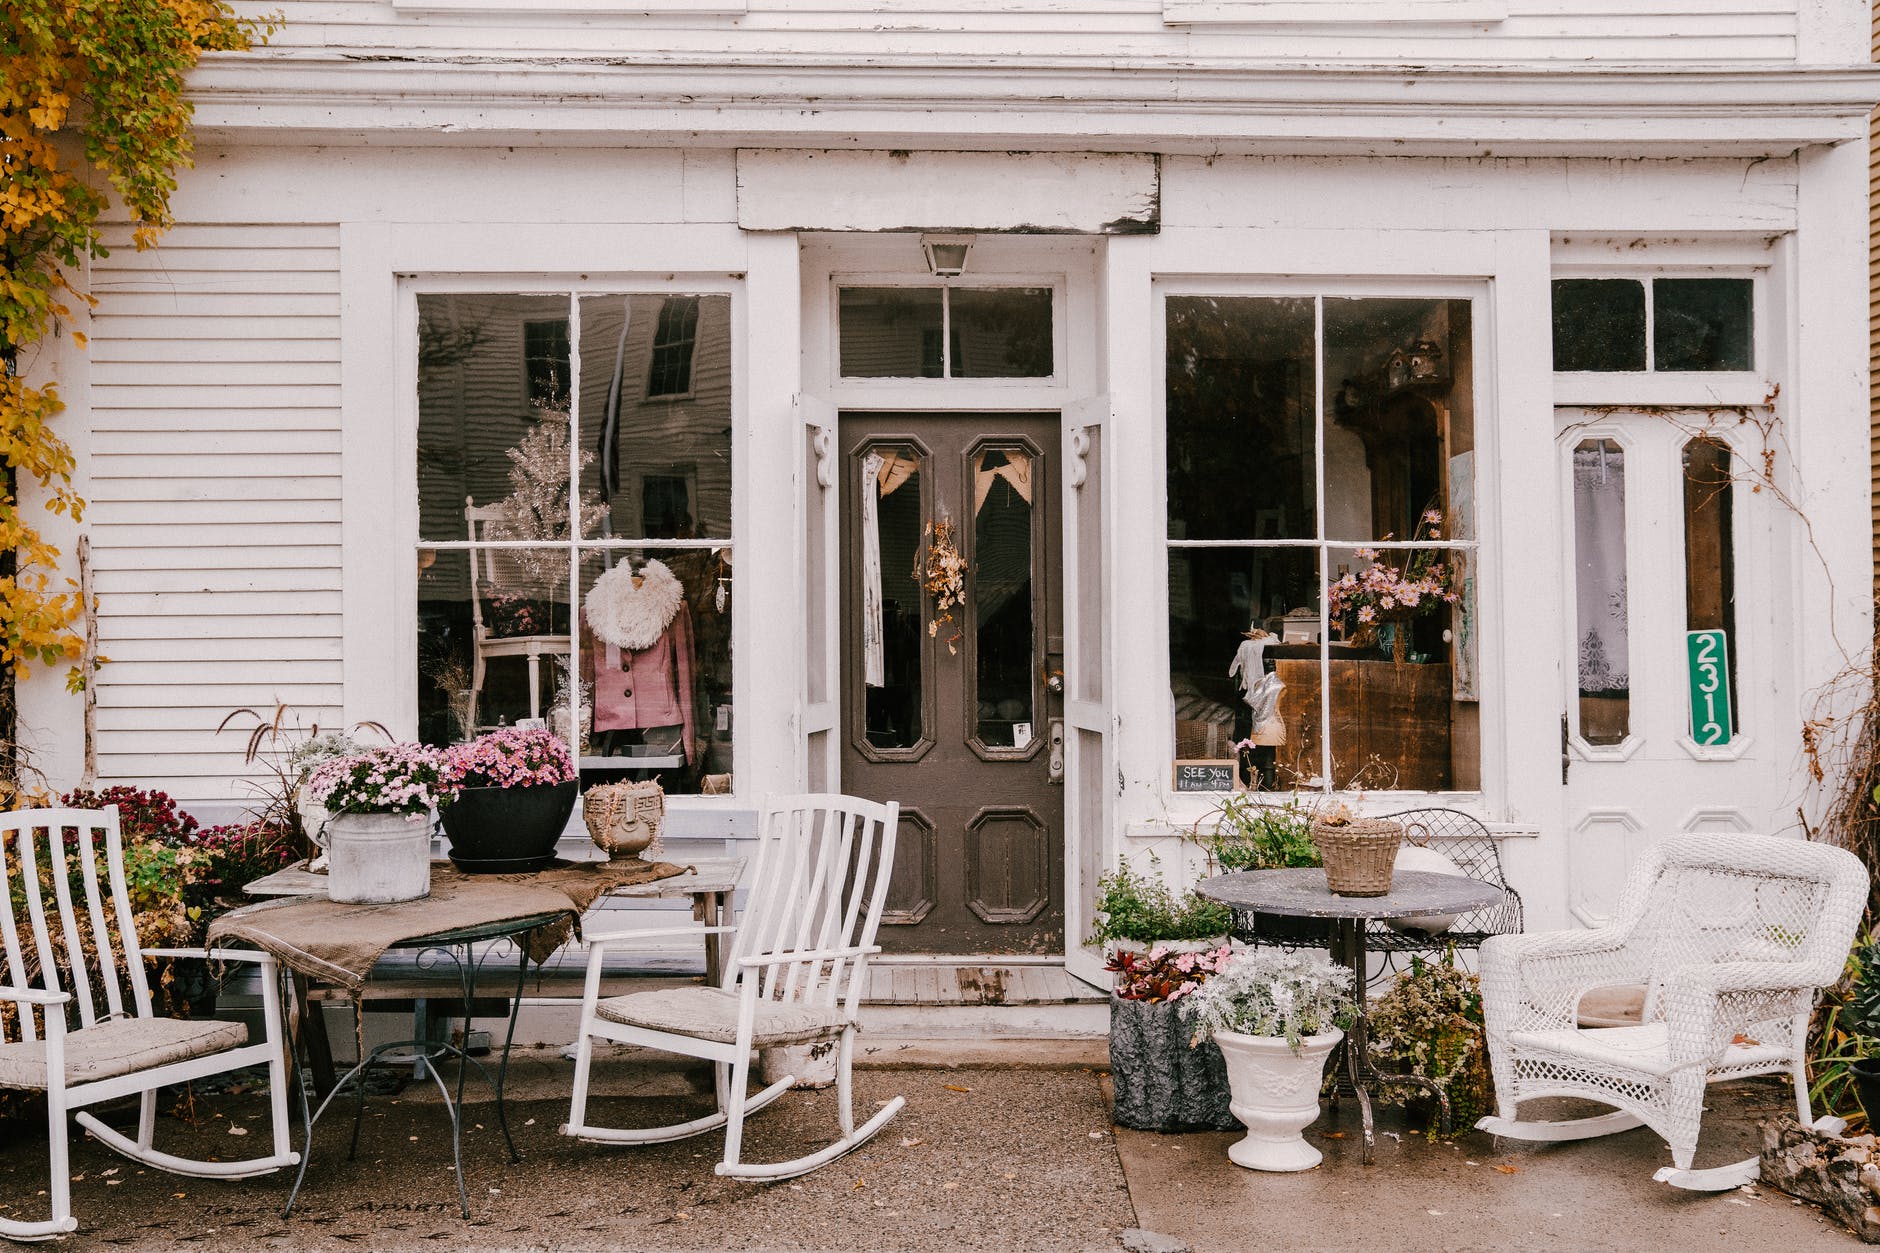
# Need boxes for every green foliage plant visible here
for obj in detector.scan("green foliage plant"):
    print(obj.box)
[1194,793,1321,873]
[1367,949,1494,1135]
[2,1,272,695]
[1808,933,1877,1131]
[1180,949,1356,1052]
[1089,854,1232,946]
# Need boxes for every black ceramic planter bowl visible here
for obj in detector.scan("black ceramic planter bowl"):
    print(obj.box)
[1849,1058,1880,1127]
[440,780,579,873]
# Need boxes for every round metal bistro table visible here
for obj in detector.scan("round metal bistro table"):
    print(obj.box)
[1198,869,1506,1164]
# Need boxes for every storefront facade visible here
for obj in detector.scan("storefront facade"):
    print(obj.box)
[20,2,1879,984]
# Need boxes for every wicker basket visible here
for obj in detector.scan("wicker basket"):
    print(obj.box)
[583,780,665,860]
[1312,816,1405,897]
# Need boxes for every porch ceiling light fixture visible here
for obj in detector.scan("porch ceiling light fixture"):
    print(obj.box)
[921,235,974,277]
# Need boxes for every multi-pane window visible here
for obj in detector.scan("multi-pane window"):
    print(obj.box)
[1166,294,1479,793]
[646,296,701,398]
[417,292,734,795]
[1552,277,1753,373]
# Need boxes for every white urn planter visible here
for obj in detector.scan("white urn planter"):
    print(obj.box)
[1213,1027,1344,1172]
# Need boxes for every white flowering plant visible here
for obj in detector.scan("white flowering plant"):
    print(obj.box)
[1181,949,1357,1052]
[305,744,451,816]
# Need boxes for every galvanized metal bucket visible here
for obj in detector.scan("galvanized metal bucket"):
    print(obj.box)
[322,811,433,903]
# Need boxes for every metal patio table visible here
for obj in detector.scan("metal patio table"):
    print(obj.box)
[1197,868,1506,1165]
[282,908,568,1221]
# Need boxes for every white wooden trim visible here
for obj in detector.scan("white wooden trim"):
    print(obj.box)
[394,0,745,11]
[1163,0,1507,24]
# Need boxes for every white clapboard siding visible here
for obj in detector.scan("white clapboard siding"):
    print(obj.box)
[238,0,1799,64]
[89,223,344,799]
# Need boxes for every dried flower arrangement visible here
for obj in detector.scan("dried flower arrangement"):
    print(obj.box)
[917,516,967,654]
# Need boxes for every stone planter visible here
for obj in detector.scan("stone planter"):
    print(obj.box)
[1108,996,1238,1132]
[1213,1027,1343,1171]
[440,780,578,873]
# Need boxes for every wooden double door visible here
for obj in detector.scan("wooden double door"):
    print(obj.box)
[839,412,1065,954]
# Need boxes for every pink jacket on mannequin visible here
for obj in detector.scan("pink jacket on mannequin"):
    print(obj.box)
[583,602,698,761]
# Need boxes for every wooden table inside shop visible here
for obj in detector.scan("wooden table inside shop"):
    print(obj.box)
[244,856,744,1094]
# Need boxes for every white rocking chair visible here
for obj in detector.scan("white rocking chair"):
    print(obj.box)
[562,793,905,1181]
[0,808,298,1240]
[1476,833,1866,1191]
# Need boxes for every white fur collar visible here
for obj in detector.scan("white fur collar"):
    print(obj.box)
[586,559,683,650]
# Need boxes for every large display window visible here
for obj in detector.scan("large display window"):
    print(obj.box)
[415,292,734,795]
[1166,294,1480,793]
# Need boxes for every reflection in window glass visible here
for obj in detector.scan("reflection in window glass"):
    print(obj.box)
[950,288,1053,378]
[973,447,1036,747]
[576,294,732,541]
[1573,439,1629,745]
[1552,279,1646,372]
[838,288,945,378]
[1683,436,1737,729]
[416,291,734,796]
[862,445,926,751]
[1655,279,1753,372]
[1166,296,1316,542]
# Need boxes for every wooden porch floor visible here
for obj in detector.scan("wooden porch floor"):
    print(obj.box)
[861,963,1107,1006]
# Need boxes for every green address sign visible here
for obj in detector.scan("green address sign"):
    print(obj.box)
[1686,629,1733,747]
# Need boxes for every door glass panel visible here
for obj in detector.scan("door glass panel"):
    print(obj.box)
[861,444,926,750]
[1683,436,1737,729]
[972,446,1036,748]
[1572,438,1630,745]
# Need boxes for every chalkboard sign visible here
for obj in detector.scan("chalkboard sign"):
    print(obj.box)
[1173,759,1238,793]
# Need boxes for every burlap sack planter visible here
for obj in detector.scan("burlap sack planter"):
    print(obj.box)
[1109,995,1238,1132]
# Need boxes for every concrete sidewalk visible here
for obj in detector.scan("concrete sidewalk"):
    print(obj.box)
[0,1048,1858,1252]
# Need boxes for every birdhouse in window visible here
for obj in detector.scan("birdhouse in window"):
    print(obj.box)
[1409,339,1444,380]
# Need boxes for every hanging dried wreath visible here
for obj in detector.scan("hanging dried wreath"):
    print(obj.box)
[917,517,967,654]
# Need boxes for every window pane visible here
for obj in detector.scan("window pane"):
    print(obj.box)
[1322,297,1475,544]
[839,287,945,378]
[1166,296,1316,541]
[576,294,732,541]
[972,445,1038,748]
[1170,546,1321,791]
[418,292,576,544]
[1552,279,1646,372]
[858,443,926,751]
[1655,278,1753,372]
[577,547,732,795]
[949,288,1053,378]
[1573,438,1630,745]
[417,547,572,746]
[1324,545,1475,791]
[1683,437,1737,739]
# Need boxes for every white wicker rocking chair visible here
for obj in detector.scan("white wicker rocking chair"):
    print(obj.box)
[1476,834,1866,1191]
[562,793,905,1180]
[0,809,299,1240]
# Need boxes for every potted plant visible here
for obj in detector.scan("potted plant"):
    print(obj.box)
[1193,795,1330,945]
[1181,949,1356,1172]
[1107,943,1240,1132]
[1843,939,1880,1124]
[1324,509,1459,666]
[1089,855,1231,956]
[305,744,450,902]
[1366,949,1493,1135]
[438,726,579,873]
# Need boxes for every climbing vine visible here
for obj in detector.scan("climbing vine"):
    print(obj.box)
[1,1,271,710]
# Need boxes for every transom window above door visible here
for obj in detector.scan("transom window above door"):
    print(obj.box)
[414,290,735,796]
[1166,293,1480,794]
[838,286,1054,380]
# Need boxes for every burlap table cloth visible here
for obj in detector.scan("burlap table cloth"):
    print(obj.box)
[206,859,687,991]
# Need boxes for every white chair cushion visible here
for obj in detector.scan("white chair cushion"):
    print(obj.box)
[1508,1022,1791,1079]
[0,1016,249,1091]
[594,986,849,1047]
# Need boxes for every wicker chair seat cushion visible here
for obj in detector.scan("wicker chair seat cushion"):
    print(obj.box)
[595,986,848,1046]
[0,1016,248,1091]
[1507,1022,1790,1079]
